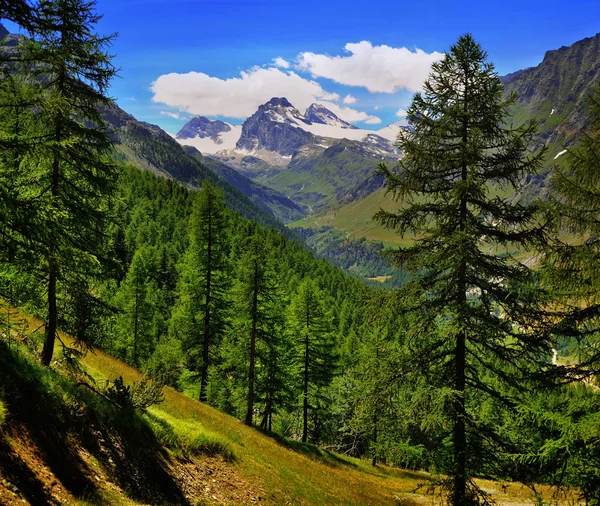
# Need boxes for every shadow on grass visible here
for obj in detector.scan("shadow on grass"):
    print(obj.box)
[255,426,358,469]
[0,341,189,505]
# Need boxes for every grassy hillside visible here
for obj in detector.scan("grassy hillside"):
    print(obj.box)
[293,188,407,247]
[261,139,395,214]
[0,312,571,506]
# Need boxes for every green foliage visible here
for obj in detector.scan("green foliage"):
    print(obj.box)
[541,82,600,503]
[105,376,164,412]
[143,336,184,388]
[375,34,555,503]
[173,181,230,402]
[290,278,337,443]
[0,0,119,366]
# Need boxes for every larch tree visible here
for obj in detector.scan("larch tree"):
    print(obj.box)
[375,34,553,504]
[23,0,118,366]
[234,231,279,426]
[541,82,600,502]
[290,278,336,443]
[173,181,229,402]
[547,82,600,316]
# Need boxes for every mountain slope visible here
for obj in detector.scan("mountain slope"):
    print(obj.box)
[264,137,395,213]
[104,105,297,235]
[182,145,305,222]
[0,315,562,505]
[502,32,600,153]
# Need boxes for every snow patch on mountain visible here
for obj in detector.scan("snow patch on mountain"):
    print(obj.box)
[174,98,404,156]
[177,125,242,154]
[554,149,567,160]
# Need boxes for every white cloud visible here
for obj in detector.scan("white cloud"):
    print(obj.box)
[151,67,341,118]
[318,101,381,125]
[273,57,290,69]
[160,111,186,120]
[395,108,408,117]
[297,41,443,93]
[342,94,357,104]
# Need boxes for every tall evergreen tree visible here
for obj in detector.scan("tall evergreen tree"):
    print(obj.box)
[173,182,229,402]
[547,82,600,316]
[113,246,159,367]
[22,0,117,365]
[541,82,600,503]
[375,34,552,504]
[233,231,287,426]
[290,279,336,443]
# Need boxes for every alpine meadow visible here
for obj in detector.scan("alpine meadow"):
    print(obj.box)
[2,1,600,505]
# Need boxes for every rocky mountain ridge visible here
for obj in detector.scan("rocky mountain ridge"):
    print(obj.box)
[175,98,401,165]
[502,32,600,153]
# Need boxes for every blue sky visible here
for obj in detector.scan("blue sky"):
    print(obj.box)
[15,0,600,133]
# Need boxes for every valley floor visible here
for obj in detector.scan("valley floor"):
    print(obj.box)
[0,312,581,505]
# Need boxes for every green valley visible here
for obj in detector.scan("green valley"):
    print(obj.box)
[2,3,600,506]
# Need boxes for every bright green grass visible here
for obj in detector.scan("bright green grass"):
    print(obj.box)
[2,312,574,505]
[145,407,235,460]
[295,182,518,249]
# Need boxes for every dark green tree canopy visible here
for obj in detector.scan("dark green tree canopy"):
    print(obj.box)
[376,34,553,505]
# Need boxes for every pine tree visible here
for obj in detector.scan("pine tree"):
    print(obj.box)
[233,231,287,426]
[21,0,117,365]
[113,246,158,367]
[290,279,336,443]
[173,182,229,402]
[547,82,600,315]
[375,34,552,504]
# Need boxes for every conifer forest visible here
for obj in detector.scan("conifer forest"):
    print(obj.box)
[1,2,600,505]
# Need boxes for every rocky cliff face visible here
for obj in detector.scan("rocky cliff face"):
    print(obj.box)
[235,97,315,155]
[176,116,232,141]
[305,103,356,129]
[502,32,600,147]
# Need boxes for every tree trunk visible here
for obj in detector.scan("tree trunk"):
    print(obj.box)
[200,205,213,403]
[41,262,57,366]
[41,113,62,367]
[453,76,470,504]
[302,330,309,443]
[200,296,210,402]
[371,410,378,466]
[245,270,259,426]
[453,329,467,505]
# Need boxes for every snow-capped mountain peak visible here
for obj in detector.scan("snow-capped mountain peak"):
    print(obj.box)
[260,97,310,126]
[305,103,357,129]
[175,116,241,153]
[174,97,399,157]
[176,116,231,140]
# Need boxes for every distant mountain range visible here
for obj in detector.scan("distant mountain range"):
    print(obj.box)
[174,98,405,215]
[175,97,402,159]
[294,32,600,254]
